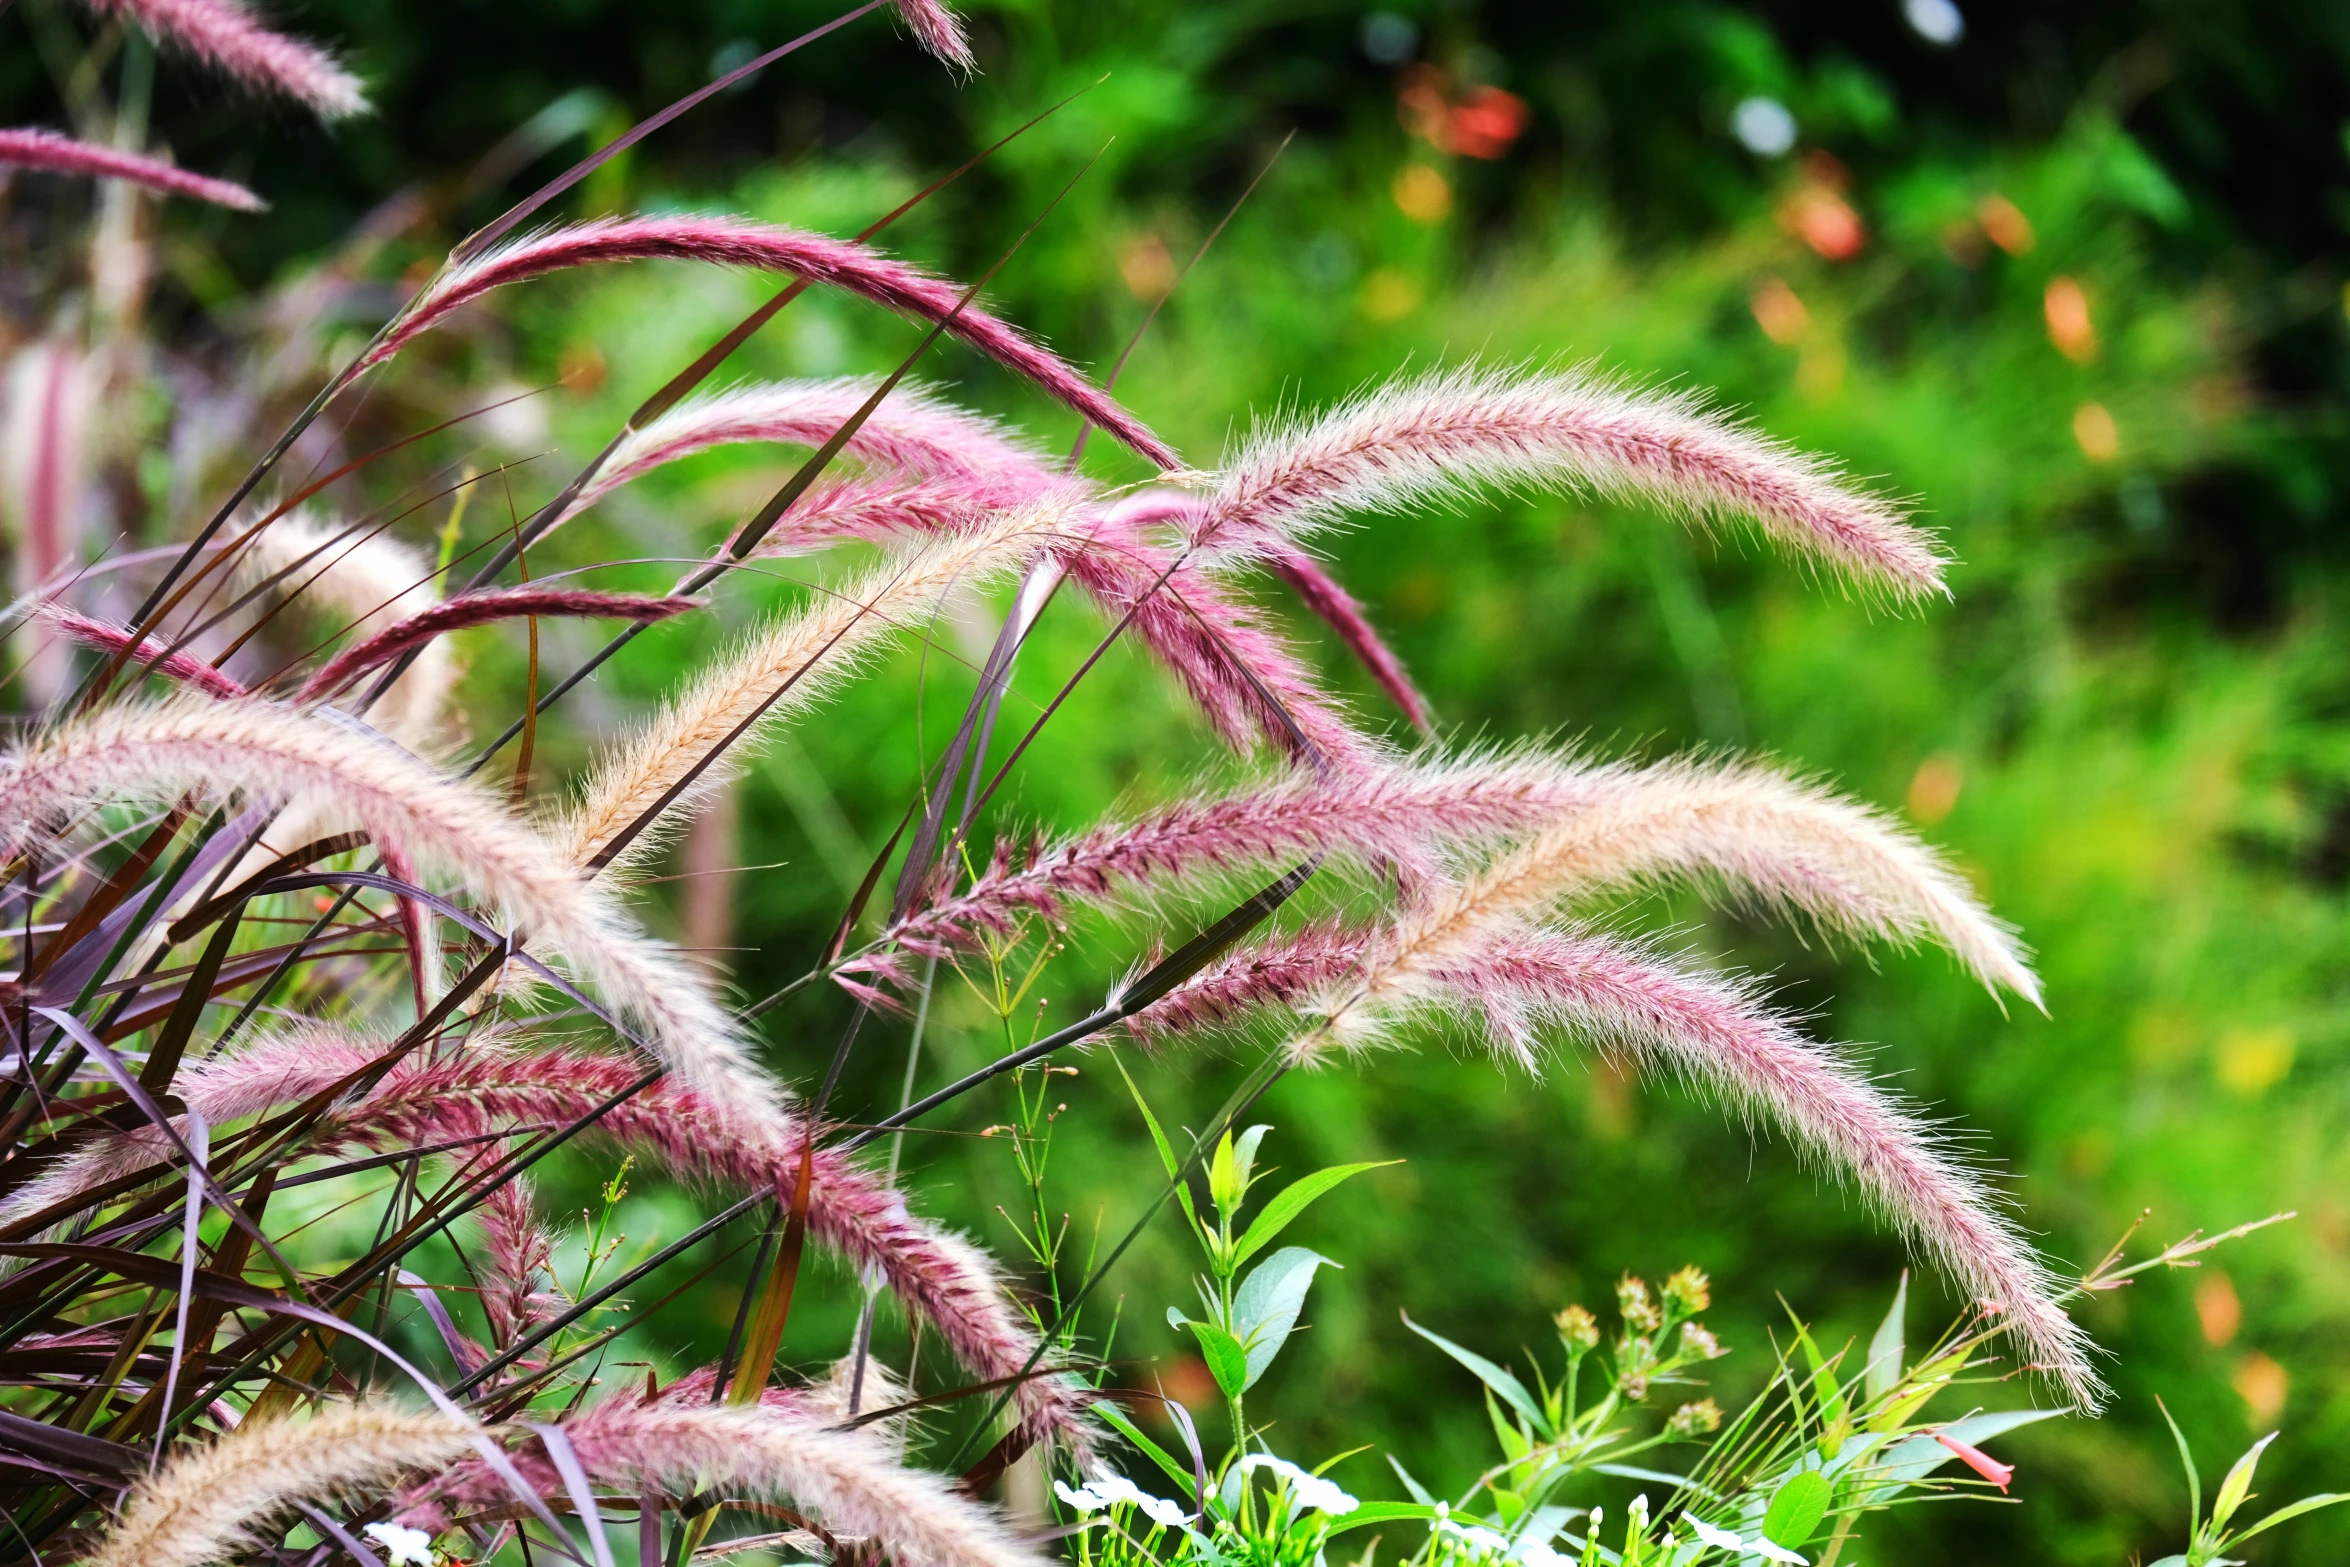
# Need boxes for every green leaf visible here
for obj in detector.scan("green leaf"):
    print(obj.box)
[1324,1502,1442,1538]
[1116,1057,1203,1239]
[1487,1390,1530,1461]
[1232,1161,1398,1269]
[1232,1124,1273,1189]
[1093,1402,1196,1494]
[1762,1472,1831,1549]
[2211,1432,2277,1530]
[1184,1318,1250,1401]
[1402,1312,1547,1435]
[2158,1397,2201,1528]
[1385,1455,1436,1506]
[1233,1246,1330,1388]
[2232,1492,2350,1543]
[1865,1272,1907,1403]
[1209,1130,1243,1218]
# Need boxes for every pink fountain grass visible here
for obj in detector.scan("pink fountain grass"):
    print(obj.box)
[1057,507,1373,768]
[894,0,975,72]
[296,586,702,702]
[76,0,367,120]
[572,379,1056,524]
[1128,918,2100,1409]
[1197,365,1947,601]
[0,129,263,211]
[39,606,251,700]
[888,751,2037,1009]
[1264,540,1430,729]
[474,1179,561,1355]
[368,219,1175,467]
[14,1034,1096,1453]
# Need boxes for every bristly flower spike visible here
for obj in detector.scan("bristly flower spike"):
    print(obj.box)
[1197,364,1946,600]
[370,219,1176,467]
[0,699,788,1123]
[73,0,369,121]
[0,129,265,211]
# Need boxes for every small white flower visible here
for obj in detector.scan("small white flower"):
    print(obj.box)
[363,1523,434,1567]
[1747,1542,1809,1566]
[1239,1454,1359,1515]
[1067,1475,1193,1528]
[1687,1519,1744,1554]
[1055,1480,1108,1514]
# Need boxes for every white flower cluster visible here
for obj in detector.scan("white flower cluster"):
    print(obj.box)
[1239,1454,1359,1516]
[361,1523,435,1567]
[1054,1476,1195,1529]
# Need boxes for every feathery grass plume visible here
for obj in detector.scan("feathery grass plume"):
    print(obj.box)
[1129,916,2099,1408]
[241,511,452,750]
[894,0,975,72]
[298,587,701,702]
[2,1033,1096,1453]
[368,220,1176,467]
[893,751,2035,1007]
[88,1401,476,1567]
[1460,755,2040,1008]
[556,378,1056,533]
[475,1178,561,1354]
[0,699,787,1116]
[565,494,1081,872]
[39,605,251,699]
[3,338,92,706]
[1264,540,1430,729]
[0,128,264,210]
[422,1402,1049,1567]
[1195,364,1945,600]
[74,0,368,120]
[1057,506,1374,767]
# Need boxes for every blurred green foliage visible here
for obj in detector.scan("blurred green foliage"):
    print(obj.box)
[18,0,2350,1560]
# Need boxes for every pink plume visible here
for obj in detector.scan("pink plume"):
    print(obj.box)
[565,379,1055,535]
[75,0,368,120]
[39,1037,1097,1454]
[1126,918,2099,1409]
[1200,365,1947,600]
[1059,506,1372,768]
[297,587,701,702]
[371,219,1175,468]
[1264,541,1430,730]
[38,606,249,700]
[893,0,975,72]
[0,128,264,210]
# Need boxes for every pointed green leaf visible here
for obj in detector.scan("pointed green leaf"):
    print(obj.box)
[2233,1492,2350,1543]
[1233,1246,1329,1388]
[1117,1058,1203,1238]
[1324,1502,1442,1538]
[1865,1272,1908,1403]
[1185,1318,1250,1401]
[1386,1455,1436,1506]
[1209,1130,1243,1218]
[2211,1432,2276,1530]
[1231,1124,1274,1189]
[2158,1397,2201,1527]
[1762,1471,1831,1549]
[1233,1161,1398,1268]
[1488,1390,1531,1460]
[1402,1312,1546,1433]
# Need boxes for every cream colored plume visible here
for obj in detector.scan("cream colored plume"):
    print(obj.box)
[564,493,1076,873]
[242,510,453,751]
[0,699,787,1119]
[90,1403,475,1567]
[560,1403,1047,1567]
